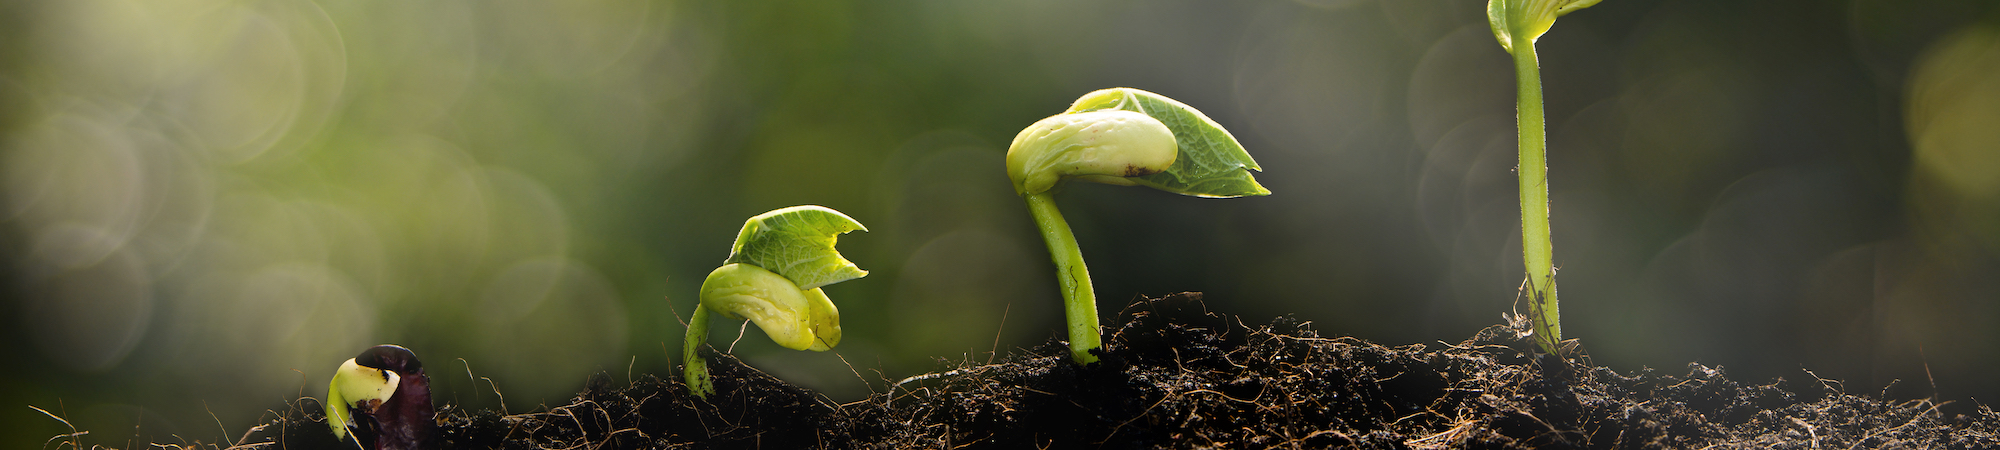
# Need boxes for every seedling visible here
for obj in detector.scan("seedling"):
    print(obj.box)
[1006,88,1268,364]
[1487,0,1601,354]
[326,344,433,450]
[683,205,868,398]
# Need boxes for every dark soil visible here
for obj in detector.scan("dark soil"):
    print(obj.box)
[219,293,1997,449]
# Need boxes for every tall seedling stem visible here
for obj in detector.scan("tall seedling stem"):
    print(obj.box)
[1488,0,1600,354]
[1512,34,1561,354]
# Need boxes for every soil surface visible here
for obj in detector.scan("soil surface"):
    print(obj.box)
[214,293,1996,449]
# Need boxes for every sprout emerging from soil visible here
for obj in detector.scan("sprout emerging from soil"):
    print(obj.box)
[1487,0,1601,354]
[326,344,433,450]
[1006,88,1268,364]
[685,205,868,398]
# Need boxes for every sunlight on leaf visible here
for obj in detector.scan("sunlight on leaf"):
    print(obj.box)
[724,205,869,290]
[1065,88,1269,198]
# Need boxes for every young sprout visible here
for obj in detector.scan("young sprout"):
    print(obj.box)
[1487,0,1601,354]
[684,205,868,398]
[326,344,433,450]
[1006,88,1268,364]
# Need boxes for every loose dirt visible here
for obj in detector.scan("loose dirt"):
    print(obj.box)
[220,293,1999,449]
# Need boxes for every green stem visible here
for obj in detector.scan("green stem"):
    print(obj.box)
[1024,192,1101,364]
[683,305,715,398]
[1511,35,1561,354]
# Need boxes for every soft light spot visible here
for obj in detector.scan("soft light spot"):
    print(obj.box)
[22,249,153,372]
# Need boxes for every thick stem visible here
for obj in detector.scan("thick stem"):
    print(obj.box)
[683,305,715,398]
[1511,36,1561,354]
[1024,192,1101,364]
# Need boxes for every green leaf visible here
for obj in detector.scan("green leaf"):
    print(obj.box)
[723,205,869,290]
[1065,88,1269,198]
[1487,0,1602,53]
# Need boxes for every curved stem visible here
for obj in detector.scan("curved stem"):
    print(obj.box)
[683,305,715,398]
[1025,192,1101,364]
[1511,35,1561,354]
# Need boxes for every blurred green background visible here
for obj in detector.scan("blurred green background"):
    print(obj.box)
[4,0,1999,445]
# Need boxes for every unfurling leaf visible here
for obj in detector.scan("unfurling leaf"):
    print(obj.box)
[1487,0,1602,53]
[1064,87,1268,198]
[724,205,869,290]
